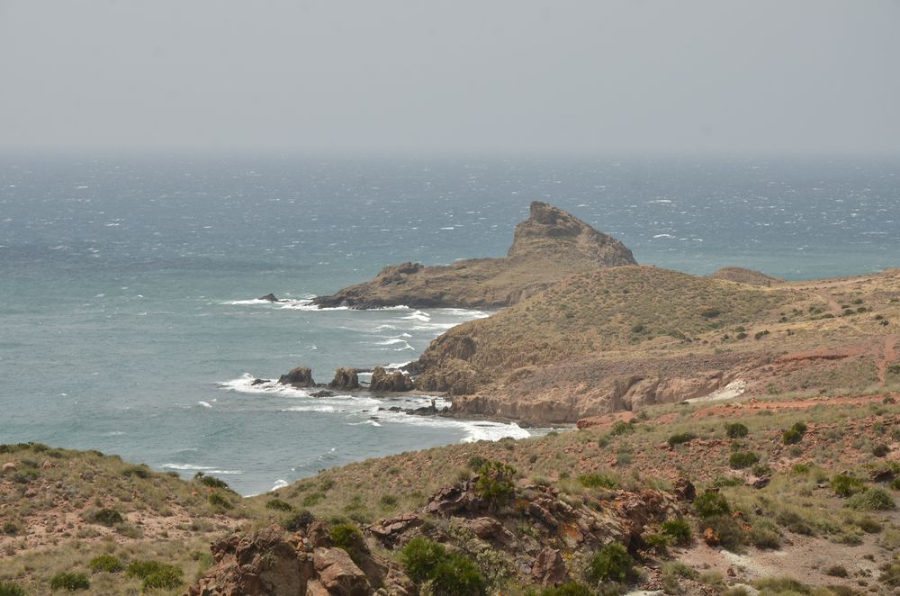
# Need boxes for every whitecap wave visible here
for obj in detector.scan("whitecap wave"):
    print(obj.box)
[348,419,382,427]
[653,233,675,239]
[283,405,339,413]
[162,463,214,471]
[401,310,431,322]
[219,374,315,398]
[271,479,289,491]
[198,401,212,408]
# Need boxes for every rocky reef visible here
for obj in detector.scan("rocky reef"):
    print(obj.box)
[312,202,636,309]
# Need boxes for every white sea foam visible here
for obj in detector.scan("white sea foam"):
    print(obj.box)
[402,310,431,322]
[348,419,382,427]
[375,338,410,346]
[283,405,339,413]
[162,463,214,471]
[198,401,213,408]
[653,233,675,239]
[271,479,289,491]
[219,374,313,398]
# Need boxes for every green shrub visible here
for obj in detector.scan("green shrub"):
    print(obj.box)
[141,567,183,590]
[380,494,398,508]
[283,509,315,532]
[302,492,324,507]
[831,474,866,497]
[790,421,808,434]
[610,421,635,436]
[49,572,90,591]
[399,538,485,595]
[90,508,123,526]
[774,511,814,536]
[847,488,896,511]
[122,466,150,479]
[266,498,293,512]
[749,528,781,550]
[725,423,749,439]
[89,555,124,573]
[467,456,488,471]
[728,451,760,469]
[661,518,692,545]
[0,581,27,596]
[891,477,900,491]
[694,491,730,518]
[782,429,803,445]
[474,461,517,508]
[400,537,447,583]
[429,552,486,596]
[195,472,230,490]
[700,308,721,319]
[667,432,696,447]
[825,565,848,578]
[330,523,363,551]
[644,533,669,553]
[208,492,232,509]
[587,542,633,583]
[753,577,811,593]
[873,444,890,457]
[577,473,617,489]
[2,521,19,535]
[538,583,593,596]
[704,515,746,551]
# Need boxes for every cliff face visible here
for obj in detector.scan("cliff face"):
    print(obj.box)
[312,202,636,309]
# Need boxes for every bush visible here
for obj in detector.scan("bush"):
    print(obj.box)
[195,472,230,490]
[729,451,760,469]
[587,542,633,583]
[122,466,150,479]
[667,432,696,447]
[330,523,364,551]
[774,510,814,536]
[831,474,866,497]
[695,491,730,518]
[2,521,19,535]
[125,561,183,590]
[725,423,749,439]
[749,528,781,550]
[753,577,811,593]
[790,421,807,434]
[782,429,803,445]
[400,538,485,595]
[873,444,890,457]
[577,473,617,489]
[700,308,721,319]
[661,518,692,545]
[89,555,124,573]
[266,498,293,512]
[0,581,27,596]
[704,515,746,551]
[825,565,848,577]
[847,488,896,511]
[208,492,232,509]
[644,533,669,554]
[467,456,488,471]
[400,537,447,583]
[538,583,593,596]
[283,509,315,532]
[90,508,123,526]
[610,421,634,436]
[429,552,486,596]
[474,461,517,509]
[49,572,90,591]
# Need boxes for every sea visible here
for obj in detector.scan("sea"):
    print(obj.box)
[1,153,897,495]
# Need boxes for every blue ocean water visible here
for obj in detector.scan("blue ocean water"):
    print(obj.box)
[1,153,897,494]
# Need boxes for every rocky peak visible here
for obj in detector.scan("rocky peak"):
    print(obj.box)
[507,202,637,266]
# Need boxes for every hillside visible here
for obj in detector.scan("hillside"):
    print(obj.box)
[413,267,900,423]
[3,389,899,595]
[312,202,636,309]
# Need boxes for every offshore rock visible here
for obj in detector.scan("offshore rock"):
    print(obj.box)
[369,367,413,392]
[330,367,360,390]
[278,366,315,388]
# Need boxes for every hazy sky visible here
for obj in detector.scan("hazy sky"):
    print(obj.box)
[1,1,899,154]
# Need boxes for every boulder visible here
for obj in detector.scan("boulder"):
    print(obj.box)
[367,514,423,548]
[532,548,569,587]
[258,293,279,302]
[369,367,413,392]
[2,462,16,473]
[313,548,370,596]
[278,366,315,388]
[330,367,360,390]
[673,478,696,502]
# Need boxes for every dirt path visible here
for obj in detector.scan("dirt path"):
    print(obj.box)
[815,289,843,317]
[877,335,899,385]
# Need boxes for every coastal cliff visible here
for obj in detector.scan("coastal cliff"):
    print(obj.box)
[312,202,636,309]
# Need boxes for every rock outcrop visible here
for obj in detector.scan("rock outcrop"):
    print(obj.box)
[313,202,636,309]
[369,367,414,392]
[258,293,280,302]
[187,524,413,596]
[278,366,316,388]
[329,367,360,390]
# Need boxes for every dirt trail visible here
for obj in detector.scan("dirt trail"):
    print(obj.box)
[877,335,899,385]
[816,289,843,316]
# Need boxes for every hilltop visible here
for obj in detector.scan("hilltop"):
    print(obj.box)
[312,202,636,309]
[412,267,900,424]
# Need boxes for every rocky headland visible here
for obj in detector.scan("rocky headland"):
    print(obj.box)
[312,202,636,310]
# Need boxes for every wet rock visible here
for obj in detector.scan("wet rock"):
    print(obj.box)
[369,367,414,392]
[278,366,316,388]
[309,390,335,398]
[330,367,360,390]
[258,293,279,302]
[251,378,270,386]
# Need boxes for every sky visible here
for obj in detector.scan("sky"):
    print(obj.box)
[1,0,899,154]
